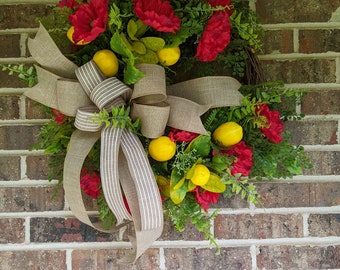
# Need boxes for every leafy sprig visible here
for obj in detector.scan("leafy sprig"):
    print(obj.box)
[91,106,141,133]
[164,194,220,253]
[0,64,37,87]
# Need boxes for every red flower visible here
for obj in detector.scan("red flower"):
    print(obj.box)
[58,0,85,10]
[195,10,232,62]
[69,0,109,43]
[256,104,284,144]
[133,0,181,33]
[80,168,101,199]
[207,0,233,15]
[220,141,253,176]
[192,187,220,211]
[168,128,199,143]
[52,109,66,124]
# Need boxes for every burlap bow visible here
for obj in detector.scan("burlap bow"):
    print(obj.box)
[25,24,244,262]
[26,25,164,263]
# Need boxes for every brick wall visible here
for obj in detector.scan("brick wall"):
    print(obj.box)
[0,0,339,269]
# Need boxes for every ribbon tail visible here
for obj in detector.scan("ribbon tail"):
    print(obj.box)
[118,129,163,262]
[63,129,118,232]
[28,23,78,79]
[100,127,132,225]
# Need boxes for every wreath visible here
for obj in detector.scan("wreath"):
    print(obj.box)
[4,0,313,262]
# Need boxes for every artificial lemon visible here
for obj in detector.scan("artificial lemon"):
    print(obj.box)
[190,164,210,186]
[157,46,180,66]
[66,26,89,45]
[213,121,243,147]
[92,49,119,77]
[148,136,176,162]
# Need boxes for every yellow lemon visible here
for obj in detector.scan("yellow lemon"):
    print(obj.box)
[213,121,243,147]
[157,46,181,66]
[190,164,210,186]
[92,49,119,77]
[66,26,89,45]
[148,136,176,162]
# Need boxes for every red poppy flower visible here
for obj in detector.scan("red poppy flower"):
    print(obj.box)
[195,10,232,62]
[192,187,220,211]
[133,0,181,33]
[256,104,284,144]
[222,141,253,176]
[168,128,199,143]
[69,0,109,43]
[52,109,66,124]
[58,0,85,10]
[80,168,101,199]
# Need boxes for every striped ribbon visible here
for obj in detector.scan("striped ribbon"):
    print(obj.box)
[66,61,163,260]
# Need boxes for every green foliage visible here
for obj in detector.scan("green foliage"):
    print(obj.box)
[97,192,116,230]
[91,106,141,132]
[164,195,220,253]
[30,111,75,197]
[171,143,199,175]
[0,64,37,87]
[248,132,313,180]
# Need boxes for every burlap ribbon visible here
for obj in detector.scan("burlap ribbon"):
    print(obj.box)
[25,24,244,262]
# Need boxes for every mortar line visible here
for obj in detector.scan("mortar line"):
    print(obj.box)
[259,52,340,60]
[19,33,28,57]
[24,217,30,244]
[302,213,310,237]
[159,248,167,270]
[250,245,258,270]
[336,57,340,84]
[1,237,339,251]
[293,29,299,53]
[66,250,73,270]
[262,22,340,30]
[0,57,35,64]
[20,155,28,180]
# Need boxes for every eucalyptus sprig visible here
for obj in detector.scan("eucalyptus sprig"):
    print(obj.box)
[91,105,141,133]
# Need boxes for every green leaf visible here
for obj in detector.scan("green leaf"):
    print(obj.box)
[135,19,148,37]
[127,19,138,40]
[186,135,211,157]
[201,173,226,193]
[140,37,165,51]
[124,62,145,84]
[132,41,146,54]
[135,49,159,64]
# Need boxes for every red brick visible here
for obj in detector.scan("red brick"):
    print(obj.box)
[0,218,25,243]
[0,70,28,88]
[0,125,42,150]
[261,59,336,84]
[300,29,340,53]
[0,35,21,57]
[302,90,340,115]
[30,217,120,243]
[159,215,206,241]
[308,214,340,237]
[214,214,303,239]
[306,151,340,175]
[257,245,340,269]
[72,249,160,270]
[0,96,20,120]
[164,247,252,270]
[284,121,338,145]
[0,250,67,270]
[26,98,50,119]
[255,182,340,208]
[26,155,50,180]
[0,186,64,212]
[0,156,20,181]
[0,5,53,29]
[262,30,294,54]
[256,0,339,23]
